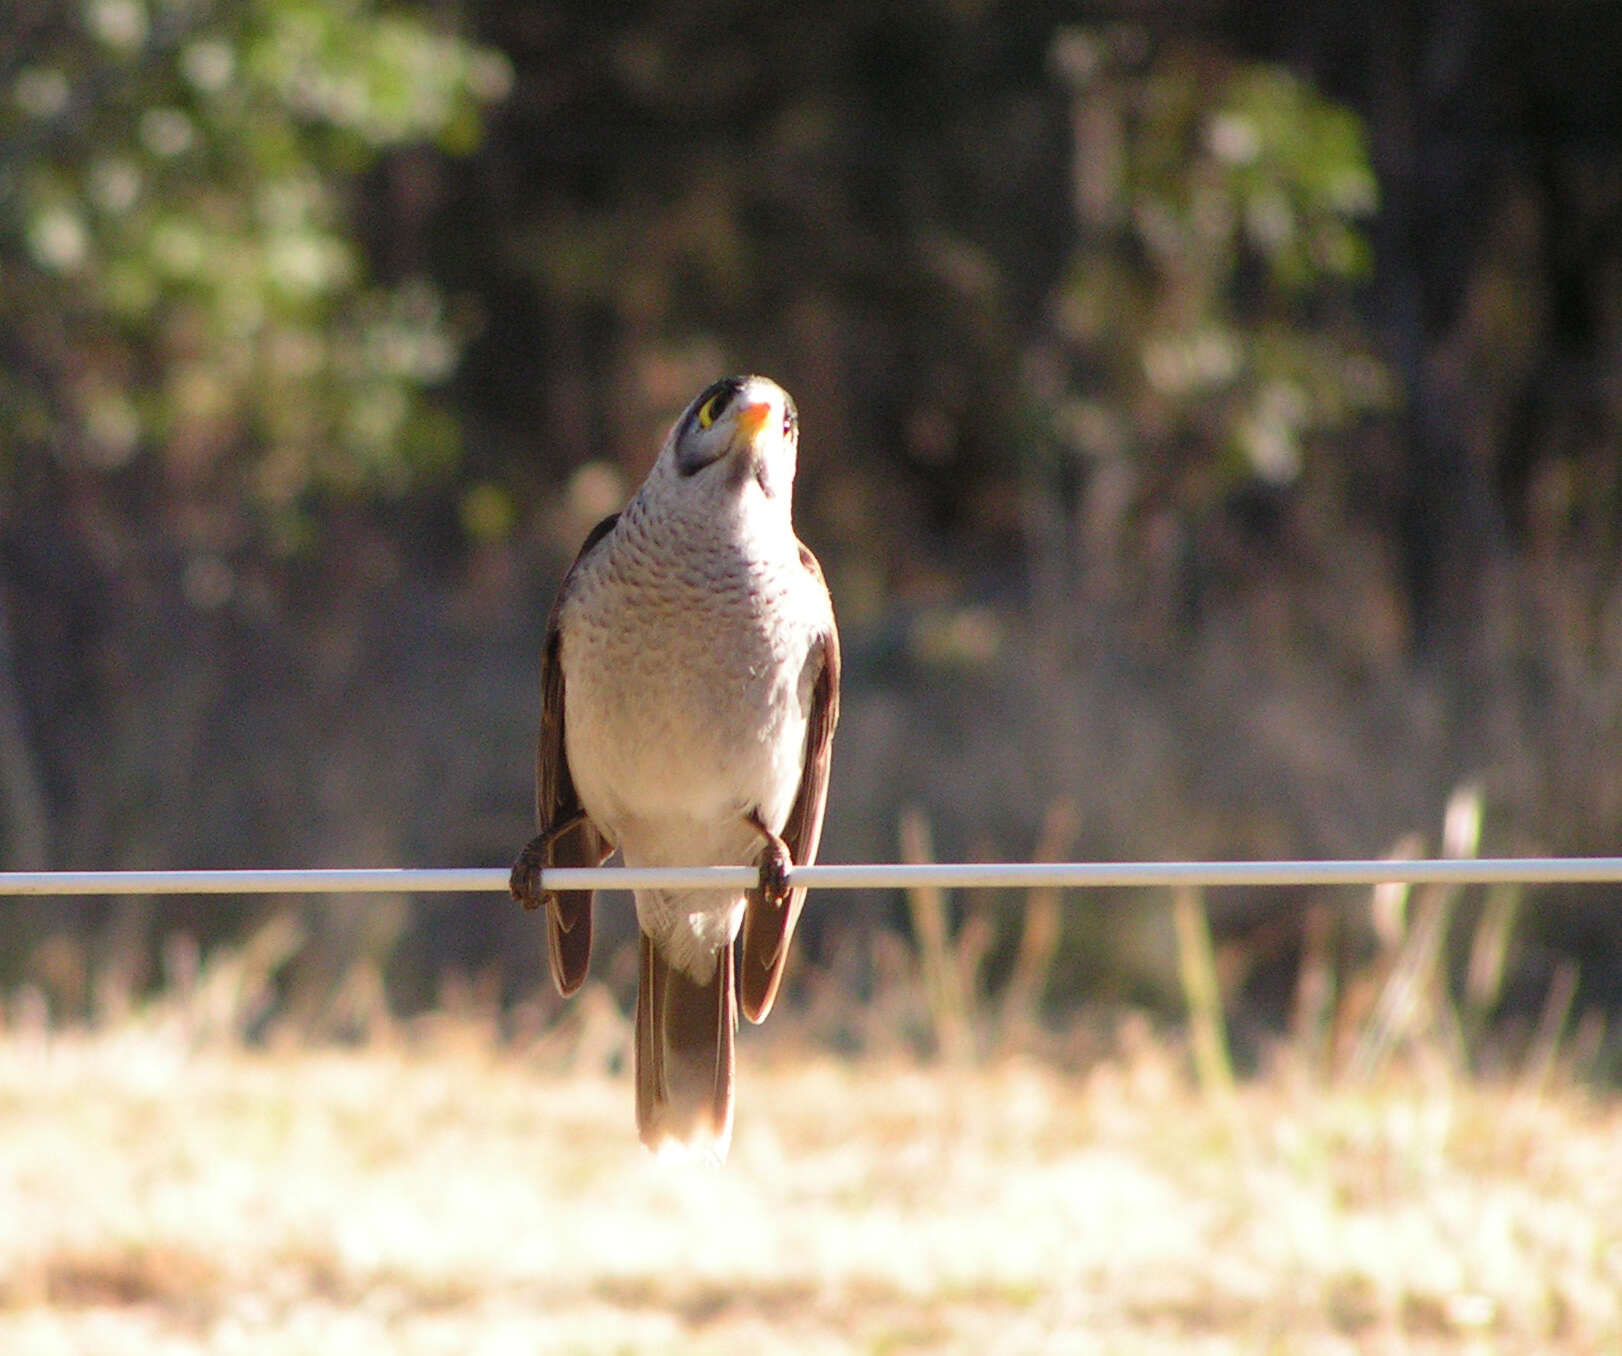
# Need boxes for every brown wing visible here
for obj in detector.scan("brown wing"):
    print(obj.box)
[510,514,617,996]
[740,543,840,1023]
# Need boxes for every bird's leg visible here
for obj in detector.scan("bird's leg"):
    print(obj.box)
[745,809,793,907]
[509,809,587,909]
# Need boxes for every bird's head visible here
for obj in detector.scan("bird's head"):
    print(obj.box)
[660,374,799,501]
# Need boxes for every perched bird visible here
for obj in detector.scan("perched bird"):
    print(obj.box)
[510,374,839,1160]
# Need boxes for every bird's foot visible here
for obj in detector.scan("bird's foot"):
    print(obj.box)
[751,821,793,908]
[746,811,791,908]
[509,837,548,910]
[511,810,591,908]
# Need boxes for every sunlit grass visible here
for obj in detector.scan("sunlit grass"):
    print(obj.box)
[0,1013,1617,1355]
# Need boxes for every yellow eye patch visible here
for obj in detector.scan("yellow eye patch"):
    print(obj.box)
[693,384,735,431]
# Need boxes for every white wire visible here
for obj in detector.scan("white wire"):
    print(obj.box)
[1,858,1621,897]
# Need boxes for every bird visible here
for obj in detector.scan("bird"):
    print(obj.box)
[509,374,839,1160]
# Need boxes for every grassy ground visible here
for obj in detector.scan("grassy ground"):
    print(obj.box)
[0,1017,1618,1355]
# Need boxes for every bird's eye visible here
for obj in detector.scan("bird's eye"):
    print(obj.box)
[695,386,733,430]
[781,408,796,438]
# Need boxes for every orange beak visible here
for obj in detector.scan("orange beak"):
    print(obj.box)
[734,401,772,439]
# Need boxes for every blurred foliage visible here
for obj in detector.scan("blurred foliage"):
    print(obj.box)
[0,0,509,535]
[1026,27,1390,588]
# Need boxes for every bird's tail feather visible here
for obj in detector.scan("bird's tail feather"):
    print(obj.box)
[636,932,735,1160]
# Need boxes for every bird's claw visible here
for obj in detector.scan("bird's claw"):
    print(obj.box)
[757,836,792,908]
[509,839,547,910]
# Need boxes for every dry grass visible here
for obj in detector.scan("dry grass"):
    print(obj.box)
[0,1015,1619,1355]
